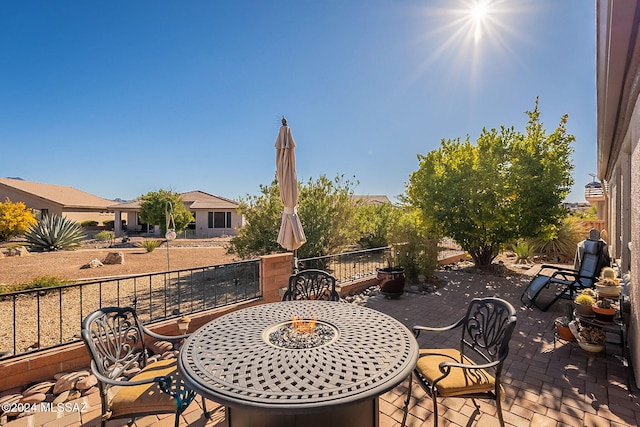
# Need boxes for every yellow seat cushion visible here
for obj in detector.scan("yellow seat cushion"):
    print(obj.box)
[415,348,496,397]
[109,358,179,418]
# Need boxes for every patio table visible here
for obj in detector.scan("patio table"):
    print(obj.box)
[178,300,418,427]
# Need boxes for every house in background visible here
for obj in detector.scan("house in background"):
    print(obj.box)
[596,0,640,386]
[111,190,242,239]
[0,177,115,225]
[350,195,392,205]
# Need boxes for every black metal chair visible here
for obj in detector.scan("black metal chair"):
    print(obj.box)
[401,297,517,427]
[521,237,606,311]
[81,306,207,427]
[282,269,340,301]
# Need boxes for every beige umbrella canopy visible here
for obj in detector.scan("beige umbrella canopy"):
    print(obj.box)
[275,117,306,251]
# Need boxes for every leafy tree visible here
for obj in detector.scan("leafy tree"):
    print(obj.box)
[406,99,574,266]
[228,174,360,259]
[0,198,37,241]
[355,202,404,249]
[138,190,194,234]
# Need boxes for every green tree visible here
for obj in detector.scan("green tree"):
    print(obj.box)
[355,202,404,249]
[138,190,194,234]
[0,198,37,241]
[406,99,574,266]
[228,174,360,259]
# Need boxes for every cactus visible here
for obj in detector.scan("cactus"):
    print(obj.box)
[25,215,86,251]
[574,293,595,306]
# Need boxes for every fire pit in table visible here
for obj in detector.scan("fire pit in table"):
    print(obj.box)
[178,301,418,427]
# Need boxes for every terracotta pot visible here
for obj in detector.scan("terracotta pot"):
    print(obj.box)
[578,342,604,353]
[574,303,594,318]
[377,267,406,298]
[592,305,616,323]
[555,323,576,342]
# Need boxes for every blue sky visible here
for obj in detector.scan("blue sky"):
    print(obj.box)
[1,0,596,203]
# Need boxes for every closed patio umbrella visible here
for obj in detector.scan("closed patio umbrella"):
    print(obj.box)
[275,117,306,251]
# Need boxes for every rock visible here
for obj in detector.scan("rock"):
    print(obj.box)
[22,381,55,396]
[6,247,29,257]
[19,392,46,404]
[81,258,103,269]
[123,367,141,378]
[82,386,99,396]
[103,252,124,265]
[75,375,97,390]
[150,340,173,355]
[53,372,68,380]
[65,390,81,401]
[52,390,69,405]
[53,371,88,394]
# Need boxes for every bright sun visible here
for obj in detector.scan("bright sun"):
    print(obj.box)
[471,3,487,22]
[470,1,489,43]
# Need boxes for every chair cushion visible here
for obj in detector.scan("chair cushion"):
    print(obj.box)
[415,348,496,397]
[109,358,179,418]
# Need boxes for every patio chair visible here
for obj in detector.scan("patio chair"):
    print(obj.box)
[282,269,340,301]
[520,236,606,311]
[401,297,517,427]
[81,306,207,427]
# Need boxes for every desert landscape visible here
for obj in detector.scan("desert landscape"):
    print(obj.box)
[0,237,240,285]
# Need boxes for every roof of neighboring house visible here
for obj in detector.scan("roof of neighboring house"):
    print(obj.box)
[0,178,115,209]
[350,195,391,205]
[110,190,240,210]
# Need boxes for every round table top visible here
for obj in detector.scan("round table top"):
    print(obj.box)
[178,301,418,412]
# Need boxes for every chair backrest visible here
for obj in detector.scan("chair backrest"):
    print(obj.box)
[283,269,339,301]
[577,239,605,287]
[460,298,517,367]
[81,307,149,386]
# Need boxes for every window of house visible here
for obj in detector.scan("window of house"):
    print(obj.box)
[208,212,231,228]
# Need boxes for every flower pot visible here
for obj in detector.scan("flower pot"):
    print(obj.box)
[574,303,594,318]
[578,342,604,353]
[555,322,576,342]
[377,267,406,298]
[595,284,621,297]
[592,305,616,323]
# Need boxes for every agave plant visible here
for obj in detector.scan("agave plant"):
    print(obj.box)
[25,215,86,251]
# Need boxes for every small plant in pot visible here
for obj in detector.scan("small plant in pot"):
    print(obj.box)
[554,303,576,342]
[569,322,606,353]
[592,298,616,323]
[595,267,620,297]
[376,257,406,298]
[574,291,596,318]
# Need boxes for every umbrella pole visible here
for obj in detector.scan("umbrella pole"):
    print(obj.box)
[293,249,299,274]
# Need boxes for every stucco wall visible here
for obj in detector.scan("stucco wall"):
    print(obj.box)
[629,98,640,387]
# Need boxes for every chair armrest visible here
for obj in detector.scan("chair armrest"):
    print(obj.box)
[142,325,190,342]
[413,318,463,337]
[437,359,500,374]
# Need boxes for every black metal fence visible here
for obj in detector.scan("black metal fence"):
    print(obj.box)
[0,259,260,359]
[296,246,391,284]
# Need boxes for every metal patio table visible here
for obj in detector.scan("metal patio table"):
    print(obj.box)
[178,300,419,427]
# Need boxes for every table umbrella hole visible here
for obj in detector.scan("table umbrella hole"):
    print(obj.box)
[264,319,339,349]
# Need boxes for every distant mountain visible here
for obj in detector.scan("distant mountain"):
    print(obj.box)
[5,177,24,180]
[112,198,131,203]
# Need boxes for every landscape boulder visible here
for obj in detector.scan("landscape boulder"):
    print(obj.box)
[103,252,124,265]
[81,258,103,269]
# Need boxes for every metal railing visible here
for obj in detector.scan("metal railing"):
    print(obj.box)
[0,259,260,359]
[296,247,391,285]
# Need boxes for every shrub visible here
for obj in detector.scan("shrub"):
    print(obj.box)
[138,239,162,253]
[94,230,115,242]
[0,275,71,294]
[512,241,533,263]
[25,215,86,252]
[529,216,585,261]
[80,220,99,227]
[102,220,115,229]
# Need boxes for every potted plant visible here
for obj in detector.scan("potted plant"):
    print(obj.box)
[592,298,616,323]
[595,267,620,297]
[377,255,406,298]
[574,291,596,317]
[569,321,606,353]
[554,303,576,342]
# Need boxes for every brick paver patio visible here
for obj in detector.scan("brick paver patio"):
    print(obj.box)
[3,265,638,426]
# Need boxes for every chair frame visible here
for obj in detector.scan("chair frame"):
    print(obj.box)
[401,297,517,427]
[282,269,340,301]
[81,306,204,427]
[521,238,605,311]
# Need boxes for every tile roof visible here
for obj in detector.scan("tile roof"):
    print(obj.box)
[0,178,114,209]
[109,190,239,210]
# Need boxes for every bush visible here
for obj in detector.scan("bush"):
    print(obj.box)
[94,230,115,242]
[513,241,533,263]
[138,239,162,252]
[102,220,115,229]
[25,215,86,252]
[79,220,99,227]
[0,276,72,294]
[529,216,585,261]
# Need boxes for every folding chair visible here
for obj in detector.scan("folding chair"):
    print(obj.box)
[521,238,605,311]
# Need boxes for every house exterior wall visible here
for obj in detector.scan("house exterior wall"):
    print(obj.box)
[0,186,64,217]
[193,209,241,238]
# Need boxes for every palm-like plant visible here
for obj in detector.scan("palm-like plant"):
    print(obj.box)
[26,215,86,251]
